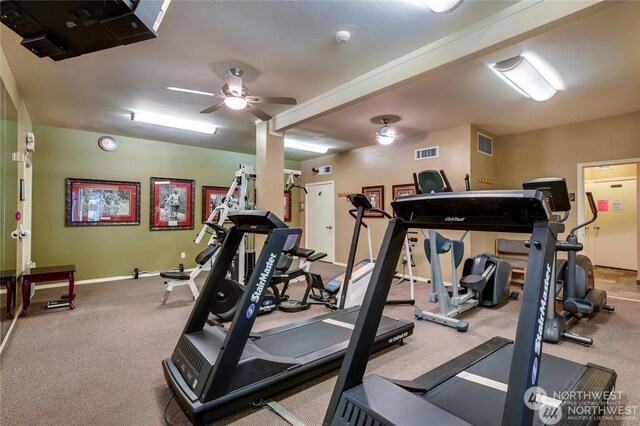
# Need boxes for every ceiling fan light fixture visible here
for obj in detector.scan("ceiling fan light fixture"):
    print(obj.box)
[418,0,463,13]
[491,55,557,102]
[224,96,248,110]
[376,118,397,145]
[284,139,329,154]
[130,110,217,134]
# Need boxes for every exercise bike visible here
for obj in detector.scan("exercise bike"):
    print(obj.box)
[523,177,614,345]
[414,170,516,331]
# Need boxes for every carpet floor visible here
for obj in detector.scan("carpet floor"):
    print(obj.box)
[1,261,639,426]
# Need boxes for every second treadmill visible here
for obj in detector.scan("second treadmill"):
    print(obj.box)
[324,186,616,426]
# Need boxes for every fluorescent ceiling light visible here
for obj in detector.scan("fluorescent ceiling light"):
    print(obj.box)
[166,87,214,97]
[284,139,328,154]
[130,111,217,134]
[492,55,557,102]
[224,97,248,110]
[418,0,463,13]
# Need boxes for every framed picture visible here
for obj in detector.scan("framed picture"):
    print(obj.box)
[392,183,416,199]
[283,191,292,222]
[65,178,140,226]
[202,186,239,223]
[150,177,195,230]
[362,185,385,217]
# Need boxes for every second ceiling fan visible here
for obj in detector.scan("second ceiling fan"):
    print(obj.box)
[170,68,297,121]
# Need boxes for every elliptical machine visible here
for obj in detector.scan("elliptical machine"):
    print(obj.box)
[523,177,614,345]
[414,170,515,332]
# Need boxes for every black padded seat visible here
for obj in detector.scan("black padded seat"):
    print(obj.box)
[307,252,327,262]
[294,248,315,258]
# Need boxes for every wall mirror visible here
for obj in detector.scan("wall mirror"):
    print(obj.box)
[1,77,18,345]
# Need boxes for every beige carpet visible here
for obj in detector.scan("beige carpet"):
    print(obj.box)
[1,263,639,426]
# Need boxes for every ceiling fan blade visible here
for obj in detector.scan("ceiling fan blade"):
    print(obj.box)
[200,102,225,114]
[246,104,272,121]
[246,96,297,105]
[226,70,243,97]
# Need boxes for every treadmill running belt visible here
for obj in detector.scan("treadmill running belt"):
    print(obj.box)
[255,309,404,358]
[426,345,587,426]
[255,318,352,358]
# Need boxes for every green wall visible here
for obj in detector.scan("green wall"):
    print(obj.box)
[32,124,301,280]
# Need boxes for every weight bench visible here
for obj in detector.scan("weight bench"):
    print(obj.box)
[161,245,220,304]
[161,222,228,304]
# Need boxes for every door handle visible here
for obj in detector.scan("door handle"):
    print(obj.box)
[326,226,333,230]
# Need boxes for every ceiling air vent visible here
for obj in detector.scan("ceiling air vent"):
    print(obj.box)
[477,133,493,156]
[415,146,439,160]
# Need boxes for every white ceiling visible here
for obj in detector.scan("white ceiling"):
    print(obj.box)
[2,1,639,161]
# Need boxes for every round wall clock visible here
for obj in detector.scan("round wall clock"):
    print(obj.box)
[98,136,117,151]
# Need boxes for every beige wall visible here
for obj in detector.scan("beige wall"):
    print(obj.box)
[469,126,499,257]
[496,111,640,195]
[31,124,301,281]
[299,112,640,283]
[301,124,472,282]
[496,111,640,273]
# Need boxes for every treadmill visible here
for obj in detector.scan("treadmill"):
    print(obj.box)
[162,211,414,425]
[324,188,616,426]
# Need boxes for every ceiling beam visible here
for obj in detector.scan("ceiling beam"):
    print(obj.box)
[271,0,607,132]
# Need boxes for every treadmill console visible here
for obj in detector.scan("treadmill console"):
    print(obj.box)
[522,177,571,212]
[227,210,287,234]
[391,189,552,233]
[347,193,372,210]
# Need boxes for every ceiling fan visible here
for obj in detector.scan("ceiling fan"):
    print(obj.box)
[168,68,297,121]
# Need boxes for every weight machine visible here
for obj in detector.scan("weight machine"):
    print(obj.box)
[161,165,302,303]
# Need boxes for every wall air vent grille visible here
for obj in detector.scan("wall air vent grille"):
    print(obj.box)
[415,146,439,160]
[478,133,493,156]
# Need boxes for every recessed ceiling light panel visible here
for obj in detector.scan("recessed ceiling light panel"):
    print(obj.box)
[284,139,329,154]
[130,110,217,134]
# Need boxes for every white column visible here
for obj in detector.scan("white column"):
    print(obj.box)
[255,121,285,217]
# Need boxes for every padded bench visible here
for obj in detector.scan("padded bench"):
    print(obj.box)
[495,238,528,285]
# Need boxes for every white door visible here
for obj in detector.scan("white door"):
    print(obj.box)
[585,179,637,270]
[305,181,335,262]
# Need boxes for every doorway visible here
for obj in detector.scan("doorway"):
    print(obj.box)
[305,181,335,262]
[578,160,639,275]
